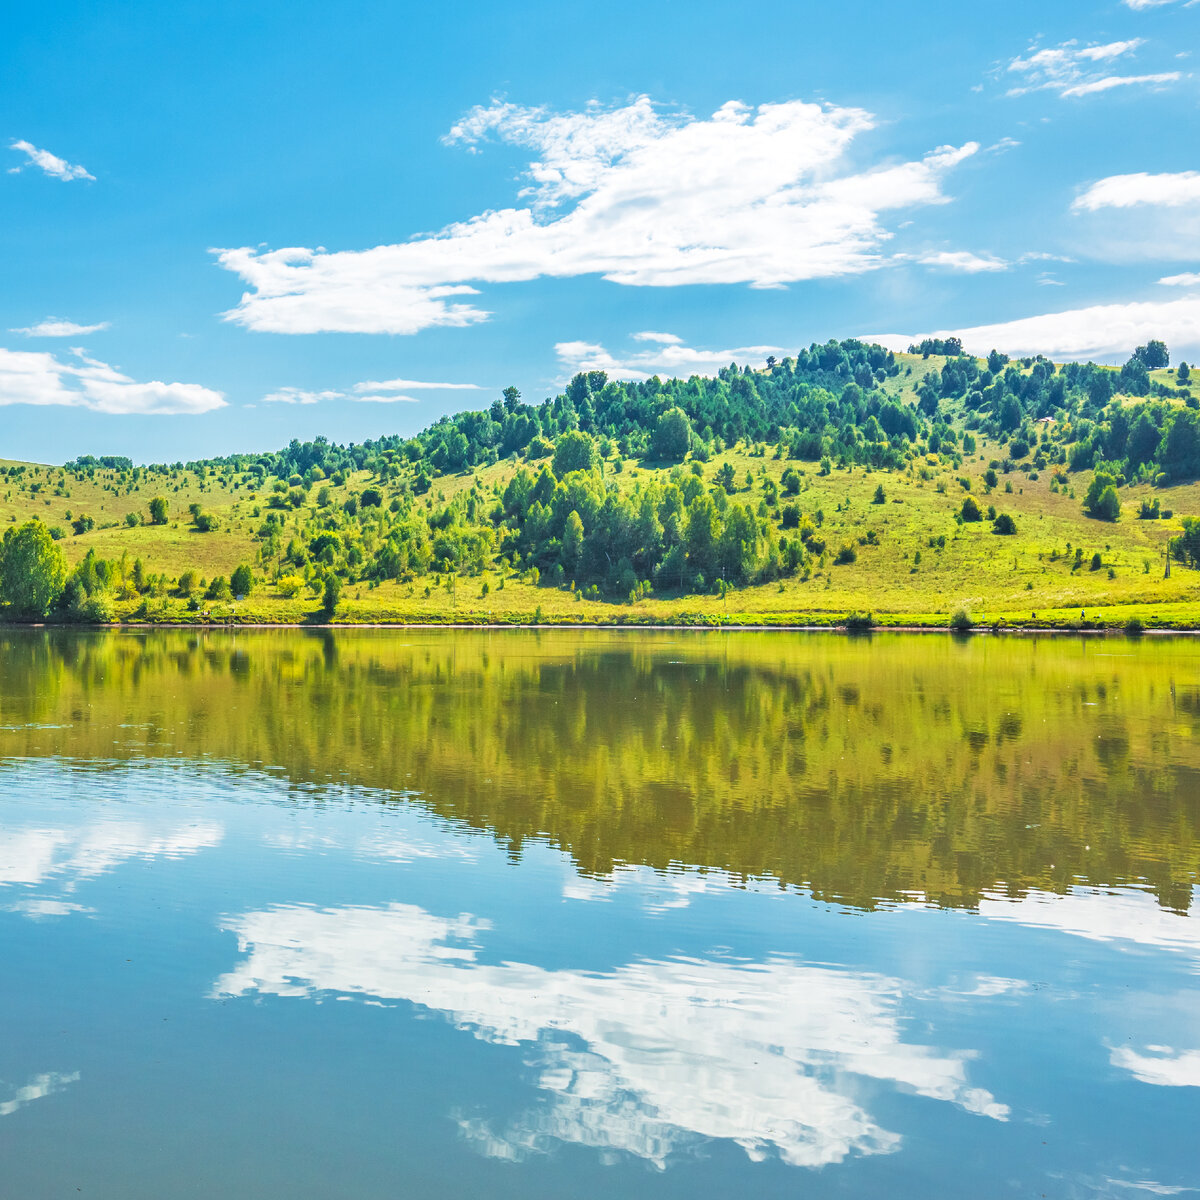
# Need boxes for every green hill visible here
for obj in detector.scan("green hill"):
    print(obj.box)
[3,337,1200,628]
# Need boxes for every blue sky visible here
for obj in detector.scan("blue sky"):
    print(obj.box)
[2,0,1198,464]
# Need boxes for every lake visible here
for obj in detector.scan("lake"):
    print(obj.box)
[1,628,1197,1198]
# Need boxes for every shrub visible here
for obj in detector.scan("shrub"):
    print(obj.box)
[961,496,982,522]
[993,513,1017,535]
[834,542,857,564]
[949,607,974,631]
[193,512,219,532]
[844,611,874,631]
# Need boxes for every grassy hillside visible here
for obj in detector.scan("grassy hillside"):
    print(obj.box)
[4,345,1200,628]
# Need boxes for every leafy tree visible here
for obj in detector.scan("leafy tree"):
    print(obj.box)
[992,513,1017,535]
[651,407,692,461]
[872,484,886,504]
[149,496,169,525]
[781,469,801,496]
[562,510,584,572]
[230,564,253,597]
[552,430,598,478]
[1134,340,1169,370]
[1084,471,1121,521]
[323,573,341,613]
[961,496,982,522]
[0,520,68,618]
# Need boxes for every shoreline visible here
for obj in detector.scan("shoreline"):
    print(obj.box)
[4,619,1198,635]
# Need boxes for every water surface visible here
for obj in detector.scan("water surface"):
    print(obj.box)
[1,629,1197,1198]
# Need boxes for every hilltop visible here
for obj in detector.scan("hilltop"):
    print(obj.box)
[2,337,1200,629]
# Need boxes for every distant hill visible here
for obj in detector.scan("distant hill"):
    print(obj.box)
[2,338,1199,628]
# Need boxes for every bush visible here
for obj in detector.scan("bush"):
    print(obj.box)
[844,612,874,631]
[949,607,974,631]
[148,497,169,525]
[194,512,219,532]
[834,542,857,564]
[992,513,1017,535]
[961,496,982,522]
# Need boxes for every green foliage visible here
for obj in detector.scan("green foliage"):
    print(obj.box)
[0,520,68,619]
[1084,472,1121,521]
[323,573,341,613]
[651,407,692,461]
[149,496,169,524]
[992,512,1017,535]
[552,430,599,478]
[949,607,974,631]
[230,564,253,597]
[961,496,982,522]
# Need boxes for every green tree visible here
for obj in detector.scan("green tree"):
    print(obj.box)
[230,564,253,597]
[562,510,584,572]
[0,520,68,618]
[961,496,982,522]
[323,573,342,613]
[552,430,598,478]
[651,407,692,461]
[1084,471,1121,521]
[148,496,169,525]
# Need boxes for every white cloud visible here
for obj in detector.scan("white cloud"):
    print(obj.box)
[0,1072,80,1118]
[8,139,93,181]
[215,902,1007,1169]
[869,293,1200,362]
[217,96,978,335]
[556,334,791,381]
[10,318,110,338]
[351,393,420,403]
[1123,0,1193,8]
[1110,1047,1200,1087]
[1003,39,1182,98]
[917,250,1009,273]
[631,331,685,344]
[0,818,224,920]
[1160,271,1200,285]
[0,346,225,414]
[979,888,1200,964]
[260,387,345,405]
[353,378,481,391]
[1074,171,1200,212]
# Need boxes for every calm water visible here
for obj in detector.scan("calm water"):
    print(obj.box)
[1,629,1197,1199]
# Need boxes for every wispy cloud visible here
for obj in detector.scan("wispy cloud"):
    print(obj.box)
[351,394,420,404]
[1073,170,1200,211]
[10,318,109,338]
[352,378,481,391]
[915,250,1009,273]
[8,139,93,181]
[1002,39,1182,98]
[260,388,346,405]
[868,294,1200,362]
[0,1072,80,1118]
[1160,271,1200,285]
[217,95,978,335]
[556,334,791,381]
[0,346,225,414]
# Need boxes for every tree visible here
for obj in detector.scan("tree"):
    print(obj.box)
[149,496,169,525]
[323,573,341,613]
[961,496,982,522]
[0,520,68,618]
[1134,340,1169,371]
[651,407,692,461]
[872,484,886,504]
[1084,471,1121,521]
[992,513,1017,535]
[781,469,801,496]
[552,430,598,478]
[562,510,584,572]
[230,564,253,597]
